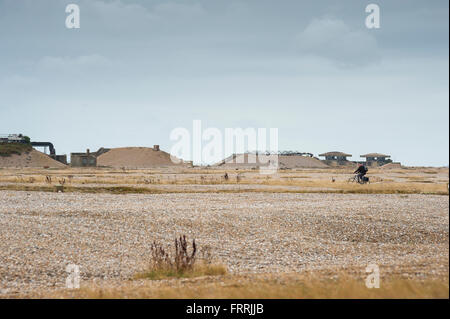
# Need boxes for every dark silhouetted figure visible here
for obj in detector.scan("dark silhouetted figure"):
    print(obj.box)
[354,164,368,183]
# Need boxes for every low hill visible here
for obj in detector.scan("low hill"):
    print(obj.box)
[380,162,403,169]
[0,146,66,168]
[216,153,329,169]
[278,155,329,169]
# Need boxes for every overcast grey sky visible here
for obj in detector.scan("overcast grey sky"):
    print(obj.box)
[0,0,448,166]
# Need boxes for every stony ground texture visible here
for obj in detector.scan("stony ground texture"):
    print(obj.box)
[0,191,448,295]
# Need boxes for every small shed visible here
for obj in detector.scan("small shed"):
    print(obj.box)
[70,149,97,167]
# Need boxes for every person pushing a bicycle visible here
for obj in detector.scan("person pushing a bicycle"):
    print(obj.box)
[354,163,368,183]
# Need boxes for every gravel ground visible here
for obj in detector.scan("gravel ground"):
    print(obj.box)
[0,191,448,295]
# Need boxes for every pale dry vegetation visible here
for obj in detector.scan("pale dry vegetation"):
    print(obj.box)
[0,167,447,195]
[23,273,449,299]
[136,236,227,280]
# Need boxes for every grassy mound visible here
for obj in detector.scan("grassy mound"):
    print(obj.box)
[0,143,33,157]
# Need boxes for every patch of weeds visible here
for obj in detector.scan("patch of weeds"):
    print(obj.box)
[137,236,227,280]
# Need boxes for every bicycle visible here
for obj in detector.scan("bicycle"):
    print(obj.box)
[347,174,370,184]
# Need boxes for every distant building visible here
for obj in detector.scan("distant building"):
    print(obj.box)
[319,151,352,166]
[360,153,393,167]
[70,149,97,167]
[70,147,111,167]
[0,134,28,144]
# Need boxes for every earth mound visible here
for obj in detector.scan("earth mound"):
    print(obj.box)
[380,162,403,169]
[96,147,182,168]
[0,148,66,168]
[278,155,329,169]
[216,153,329,169]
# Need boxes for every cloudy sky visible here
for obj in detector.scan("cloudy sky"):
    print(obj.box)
[0,0,448,166]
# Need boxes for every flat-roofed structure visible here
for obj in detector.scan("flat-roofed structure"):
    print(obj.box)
[361,153,392,167]
[319,151,352,166]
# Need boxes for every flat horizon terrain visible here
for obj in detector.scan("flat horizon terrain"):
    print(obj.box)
[0,167,448,298]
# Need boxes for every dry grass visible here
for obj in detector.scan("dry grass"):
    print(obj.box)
[0,181,447,195]
[0,167,447,195]
[136,262,227,281]
[256,179,448,194]
[135,236,227,280]
[30,274,449,299]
